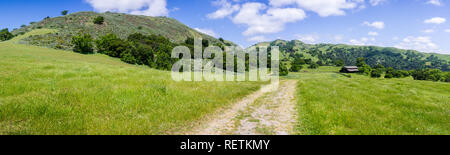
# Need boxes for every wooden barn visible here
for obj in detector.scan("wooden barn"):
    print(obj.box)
[340,66,359,73]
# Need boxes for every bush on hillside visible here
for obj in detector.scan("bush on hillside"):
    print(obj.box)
[356,57,372,75]
[411,69,443,82]
[94,16,104,25]
[95,33,128,57]
[120,48,138,64]
[385,67,411,78]
[290,64,303,72]
[370,69,383,78]
[61,10,69,16]
[71,33,94,54]
[0,29,14,41]
[308,62,319,69]
[335,60,345,67]
[280,63,289,76]
[373,64,386,72]
[443,72,450,82]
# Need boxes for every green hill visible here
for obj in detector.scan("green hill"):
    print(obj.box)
[11,11,233,50]
[0,30,262,135]
[252,40,450,71]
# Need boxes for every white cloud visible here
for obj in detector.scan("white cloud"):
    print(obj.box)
[368,31,378,36]
[422,29,435,33]
[232,2,306,36]
[269,0,365,17]
[85,0,169,16]
[194,28,219,37]
[395,36,438,53]
[207,0,241,19]
[445,29,450,33]
[334,35,344,42]
[427,0,442,6]
[247,35,268,42]
[349,37,375,45]
[296,34,320,44]
[363,21,385,29]
[369,0,386,6]
[424,17,446,24]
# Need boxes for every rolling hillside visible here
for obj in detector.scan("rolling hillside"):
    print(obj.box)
[0,30,263,135]
[11,11,233,50]
[252,40,450,71]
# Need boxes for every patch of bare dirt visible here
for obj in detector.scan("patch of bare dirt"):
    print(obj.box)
[186,82,279,135]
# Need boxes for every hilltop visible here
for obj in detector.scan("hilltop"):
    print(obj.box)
[252,39,450,71]
[11,11,233,50]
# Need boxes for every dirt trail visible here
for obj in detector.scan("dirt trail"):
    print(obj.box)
[188,80,297,135]
[234,80,298,135]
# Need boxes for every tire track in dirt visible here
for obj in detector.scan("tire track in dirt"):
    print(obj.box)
[188,80,297,135]
[234,80,298,135]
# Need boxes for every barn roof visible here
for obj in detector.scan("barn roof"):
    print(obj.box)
[343,66,358,69]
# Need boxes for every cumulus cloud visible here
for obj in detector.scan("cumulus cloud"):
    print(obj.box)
[424,17,446,24]
[232,2,306,36]
[422,29,435,33]
[85,0,169,16]
[247,35,268,42]
[427,0,442,6]
[269,0,364,17]
[296,34,320,44]
[395,36,438,53]
[349,37,375,45]
[363,21,385,29]
[194,28,219,37]
[368,31,378,36]
[207,0,241,19]
[369,0,387,6]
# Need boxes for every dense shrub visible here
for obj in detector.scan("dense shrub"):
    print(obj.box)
[308,62,319,69]
[373,64,386,72]
[280,63,289,76]
[443,72,450,82]
[120,48,138,64]
[290,57,305,72]
[411,69,443,82]
[61,10,69,16]
[95,33,128,57]
[385,67,411,78]
[71,33,94,54]
[94,16,104,25]
[370,69,383,78]
[290,64,303,72]
[335,60,344,67]
[0,28,14,41]
[356,58,372,75]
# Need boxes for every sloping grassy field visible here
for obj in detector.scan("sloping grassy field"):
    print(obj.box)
[0,40,264,135]
[288,67,450,135]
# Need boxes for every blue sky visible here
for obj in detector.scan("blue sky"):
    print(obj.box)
[1,0,449,54]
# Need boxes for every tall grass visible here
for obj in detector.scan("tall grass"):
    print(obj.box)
[288,67,450,135]
[0,41,264,135]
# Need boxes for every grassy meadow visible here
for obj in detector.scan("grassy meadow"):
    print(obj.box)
[288,67,450,135]
[0,40,265,135]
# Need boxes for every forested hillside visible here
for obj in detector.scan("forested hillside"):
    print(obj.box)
[255,40,450,71]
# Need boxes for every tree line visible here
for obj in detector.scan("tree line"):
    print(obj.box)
[354,57,449,82]
[71,33,289,76]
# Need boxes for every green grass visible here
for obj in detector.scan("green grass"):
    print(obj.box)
[0,40,264,135]
[288,67,450,135]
